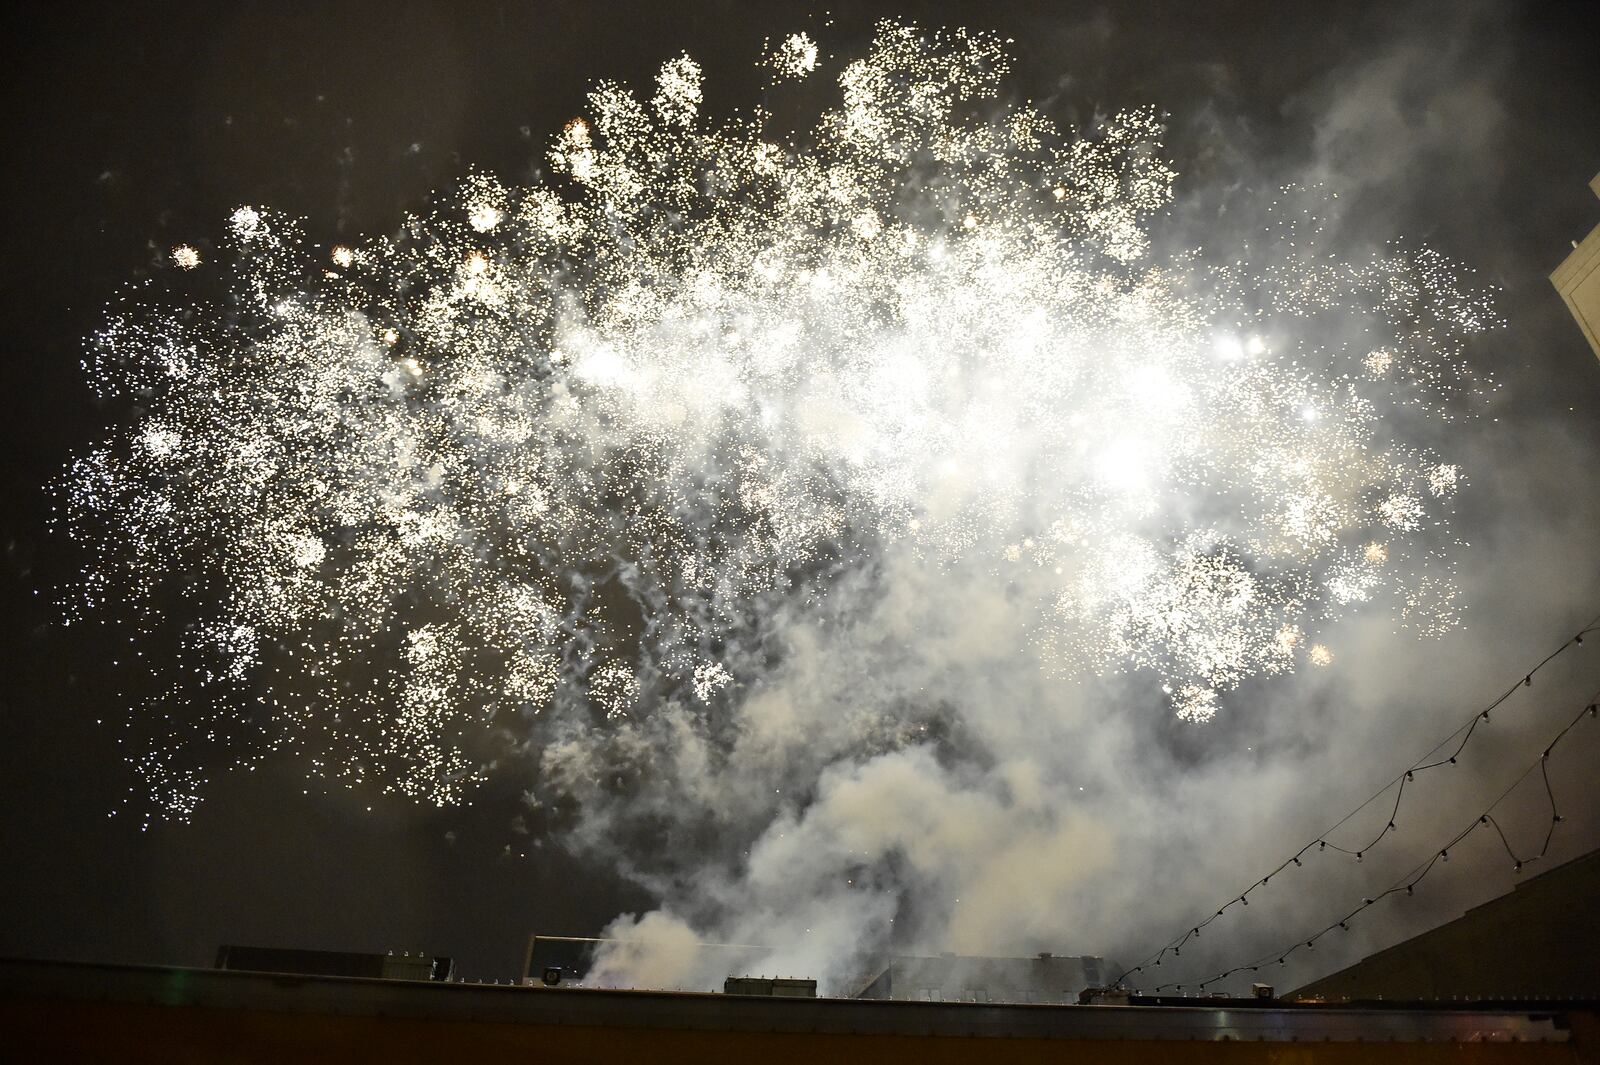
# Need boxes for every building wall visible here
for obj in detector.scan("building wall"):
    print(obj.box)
[1,959,1586,1065]
[3,995,1587,1065]
[1551,172,1600,362]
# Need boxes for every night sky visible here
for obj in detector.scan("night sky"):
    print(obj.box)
[3,0,1599,985]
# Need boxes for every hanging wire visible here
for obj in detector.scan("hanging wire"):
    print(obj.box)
[1144,688,1600,993]
[1112,612,1600,986]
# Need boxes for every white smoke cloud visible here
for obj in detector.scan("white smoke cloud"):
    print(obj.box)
[60,6,1600,999]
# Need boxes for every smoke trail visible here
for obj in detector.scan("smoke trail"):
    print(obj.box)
[59,22,1500,987]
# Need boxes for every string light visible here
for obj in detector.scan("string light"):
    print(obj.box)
[1141,685,1598,994]
[1112,617,1597,987]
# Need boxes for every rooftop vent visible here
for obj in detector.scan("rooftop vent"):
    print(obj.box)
[724,976,818,998]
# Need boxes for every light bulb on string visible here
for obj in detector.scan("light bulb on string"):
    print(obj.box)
[1118,661,1600,990]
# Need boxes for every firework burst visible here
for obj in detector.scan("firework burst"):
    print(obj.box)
[61,21,1497,820]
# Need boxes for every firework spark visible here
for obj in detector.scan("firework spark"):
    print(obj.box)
[62,22,1496,819]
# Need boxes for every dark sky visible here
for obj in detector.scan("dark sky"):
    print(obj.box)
[2,0,1598,983]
